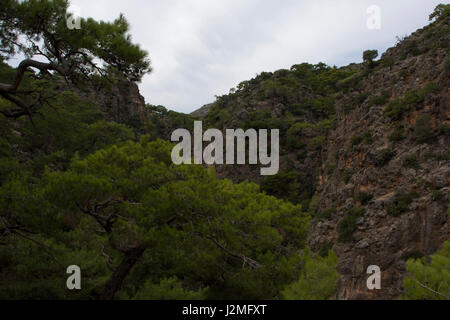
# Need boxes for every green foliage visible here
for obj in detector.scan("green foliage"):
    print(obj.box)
[429,3,450,21]
[355,191,373,205]
[337,207,365,243]
[387,191,420,217]
[128,277,208,300]
[309,97,336,118]
[1,138,312,300]
[281,249,338,300]
[1,2,448,301]
[337,72,363,93]
[315,207,336,221]
[415,114,435,142]
[0,233,110,299]
[368,92,389,107]
[308,136,327,151]
[0,0,151,119]
[290,97,336,118]
[286,118,335,151]
[325,163,337,176]
[286,122,310,150]
[399,68,409,78]
[245,110,285,130]
[352,92,369,105]
[389,125,406,142]
[363,50,379,68]
[384,83,439,120]
[438,123,450,136]
[206,62,353,139]
[424,151,450,161]
[352,132,374,146]
[343,169,353,184]
[401,251,424,261]
[260,170,315,205]
[373,149,396,166]
[380,56,395,69]
[444,55,450,76]
[403,242,450,300]
[403,154,421,170]
[399,39,423,59]
[0,71,136,175]
[432,190,444,201]
[318,242,334,258]
[146,104,197,140]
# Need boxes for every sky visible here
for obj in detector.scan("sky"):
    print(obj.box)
[65,0,442,113]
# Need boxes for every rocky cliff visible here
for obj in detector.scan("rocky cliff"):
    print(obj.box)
[83,80,149,132]
[192,12,449,299]
[310,16,449,299]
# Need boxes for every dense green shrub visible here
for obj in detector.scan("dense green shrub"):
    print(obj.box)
[129,277,208,300]
[363,50,379,69]
[368,92,389,107]
[286,122,312,150]
[401,251,424,261]
[315,207,337,221]
[282,250,338,300]
[380,56,395,69]
[260,170,315,205]
[389,126,406,141]
[384,83,439,119]
[293,97,336,118]
[398,37,426,60]
[399,68,409,78]
[403,155,421,170]
[432,190,444,201]
[352,132,374,146]
[318,242,334,258]
[308,136,327,151]
[326,163,338,176]
[415,114,435,142]
[429,4,450,21]
[338,207,366,242]
[403,241,449,300]
[373,149,396,166]
[337,72,363,92]
[352,92,369,105]
[424,151,450,161]
[3,139,312,300]
[444,55,450,76]
[387,191,420,217]
[343,169,353,184]
[356,191,373,205]
[438,123,450,136]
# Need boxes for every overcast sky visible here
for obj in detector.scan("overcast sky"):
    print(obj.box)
[68,0,441,113]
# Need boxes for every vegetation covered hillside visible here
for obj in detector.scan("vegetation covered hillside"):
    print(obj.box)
[0,0,448,300]
[0,0,334,300]
[195,4,450,299]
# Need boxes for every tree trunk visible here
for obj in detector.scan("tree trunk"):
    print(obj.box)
[101,245,146,300]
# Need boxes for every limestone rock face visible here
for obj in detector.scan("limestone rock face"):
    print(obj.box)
[308,17,450,299]
[87,81,148,131]
[191,103,213,118]
[201,15,449,299]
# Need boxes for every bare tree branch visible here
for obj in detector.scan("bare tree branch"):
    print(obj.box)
[0,58,67,93]
[204,234,262,269]
[412,278,448,299]
[100,244,116,272]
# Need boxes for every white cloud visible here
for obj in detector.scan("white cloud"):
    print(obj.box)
[68,0,442,113]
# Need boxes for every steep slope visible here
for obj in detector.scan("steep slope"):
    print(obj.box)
[195,11,449,299]
[310,14,449,299]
